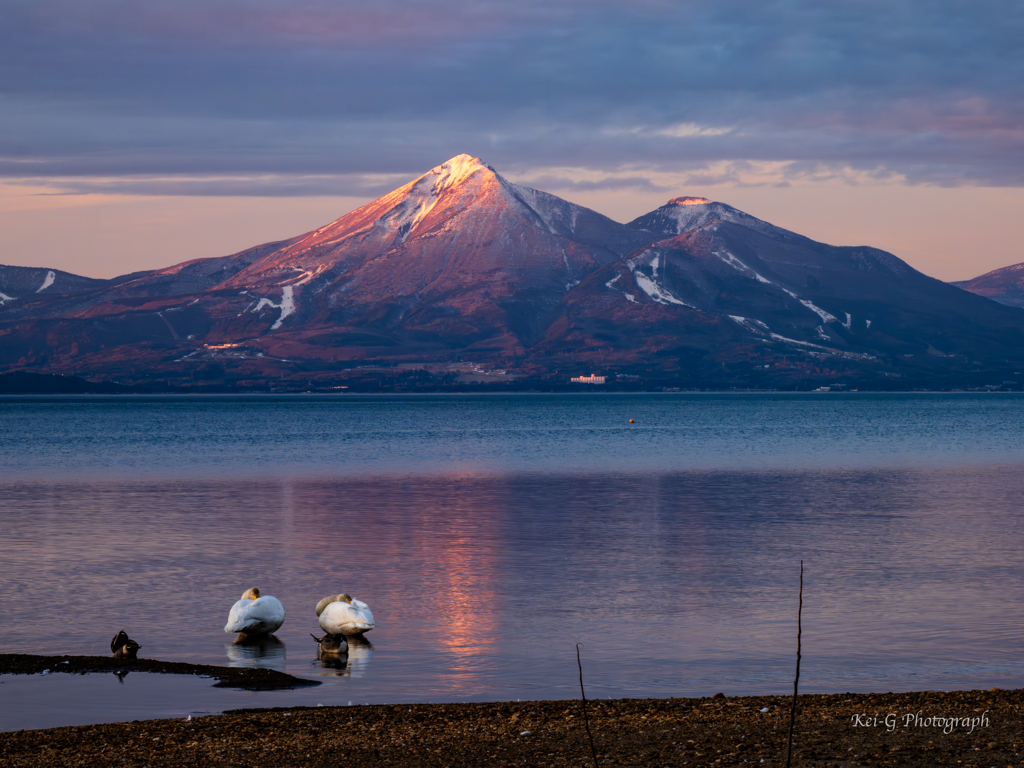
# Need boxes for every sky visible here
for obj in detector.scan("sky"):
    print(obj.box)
[1,0,1022,281]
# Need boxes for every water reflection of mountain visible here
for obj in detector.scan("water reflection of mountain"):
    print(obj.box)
[278,467,1024,692]
[6,420,1024,703]
[293,474,503,686]
[225,635,286,671]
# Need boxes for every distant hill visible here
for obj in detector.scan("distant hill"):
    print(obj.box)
[953,262,1024,308]
[2,154,1023,391]
[0,265,111,301]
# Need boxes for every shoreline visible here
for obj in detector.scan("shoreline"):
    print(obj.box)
[1,687,1019,766]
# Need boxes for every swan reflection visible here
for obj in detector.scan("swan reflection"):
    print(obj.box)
[225,635,287,671]
[314,635,373,677]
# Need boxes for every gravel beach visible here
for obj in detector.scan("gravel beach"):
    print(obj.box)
[2,687,1020,766]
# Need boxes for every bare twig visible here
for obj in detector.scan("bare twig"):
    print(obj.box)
[786,560,804,768]
[577,643,600,768]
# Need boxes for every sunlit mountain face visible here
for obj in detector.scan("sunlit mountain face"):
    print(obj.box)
[2,155,1024,391]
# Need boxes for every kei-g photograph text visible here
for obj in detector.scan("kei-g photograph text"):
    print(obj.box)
[853,710,990,735]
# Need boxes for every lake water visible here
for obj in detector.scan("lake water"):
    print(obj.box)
[2,393,1024,731]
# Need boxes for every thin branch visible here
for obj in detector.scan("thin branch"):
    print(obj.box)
[786,560,804,768]
[577,643,600,768]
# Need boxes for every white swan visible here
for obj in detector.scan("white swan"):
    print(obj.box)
[316,593,375,636]
[224,587,286,636]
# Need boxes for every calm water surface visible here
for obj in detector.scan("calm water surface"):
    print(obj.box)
[1,393,1023,730]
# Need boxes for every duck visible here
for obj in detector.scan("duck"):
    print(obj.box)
[110,630,141,659]
[224,587,286,637]
[310,632,348,655]
[315,593,375,636]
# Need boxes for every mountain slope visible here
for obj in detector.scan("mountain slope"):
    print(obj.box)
[535,198,1024,385]
[621,198,1022,350]
[0,155,657,377]
[0,265,110,306]
[192,155,654,352]
[954,262,1024,308]
[0,238,299,325]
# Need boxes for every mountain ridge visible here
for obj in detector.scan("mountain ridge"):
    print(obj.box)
[2,154,1023,390]
[954,262,1024,308]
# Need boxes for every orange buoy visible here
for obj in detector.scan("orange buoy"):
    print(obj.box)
[628,419,635,423]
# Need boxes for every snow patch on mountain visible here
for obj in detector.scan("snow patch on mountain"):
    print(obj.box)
[633,272,690,306]
[156,311,179,339]
[604,270,644,304]
[36,270,55,293]
[730,316,771,334]
[507,182,612,243]
[286,266,323,287]
[767,332,873,360]
[507,184,560,235]
[561,252,580,290]
[769,332,829,351]
[252,285,296,330]
[780,286,837,323]
[713,248,772,284]
[799,299,838,324]
[712,247,839,324]
[626,253,693,308]
[728,311,871,359]
[0,291,15,304]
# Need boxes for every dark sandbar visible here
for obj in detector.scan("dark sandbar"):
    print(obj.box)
[0,654,319,691]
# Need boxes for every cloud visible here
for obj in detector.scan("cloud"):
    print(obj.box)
[515,174,674,194]
[653,124,735,139]
[3,173,410,198]
[1,0,1022,190]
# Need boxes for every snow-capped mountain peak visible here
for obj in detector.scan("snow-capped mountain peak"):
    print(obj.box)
[372,154,500,243]
[428,154,495,188]
[210,152,650,324]
[628,197,776,238]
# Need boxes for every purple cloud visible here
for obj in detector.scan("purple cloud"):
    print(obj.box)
[1,0,1021,189]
